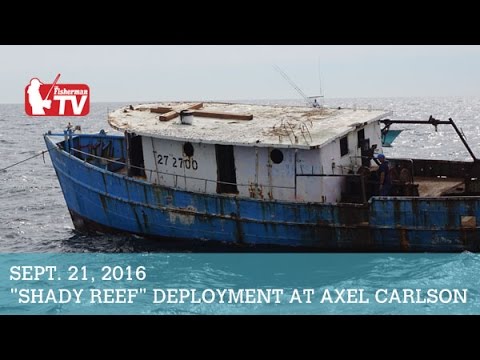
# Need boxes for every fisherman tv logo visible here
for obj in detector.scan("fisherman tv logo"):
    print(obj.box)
[25,74,90,116]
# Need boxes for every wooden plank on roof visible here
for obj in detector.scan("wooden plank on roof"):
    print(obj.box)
[158,111,179,121]
[188,103,204,110]
[155,103,204,120]
[150,106,173,114]
[192,111,253,121]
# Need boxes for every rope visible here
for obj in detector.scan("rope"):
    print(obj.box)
[0,149,52,172]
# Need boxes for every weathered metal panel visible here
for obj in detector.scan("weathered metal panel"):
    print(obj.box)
[234,146,295,201]
[367,121,383,149]
[295,149,322,202]
[139,127,380,205]
[370,197,480,251]
[310,122,379,203]
[318,144,343,203]
[319,141,358,203]
[296,149,322,175]
[268,148,296,201]
[233,146,258,198]
[140,136,156,183]
[142,137,217,194]
[296,176,323,203]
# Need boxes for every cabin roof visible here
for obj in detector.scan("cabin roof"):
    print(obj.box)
[108,102,391,149]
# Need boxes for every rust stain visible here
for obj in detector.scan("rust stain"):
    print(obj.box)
[460,222,478,250]
[143,185,149,204]
[130,204,143,231]
[233,198,244,244]
[219,197,225,216]
[142,210,149,232]
[248,182,264,199]
[248,183,256,198]
[335,202,369,226]
[393,198,402,227]
[411,198,418,217]
[400,228,410,251]
[258,186,264,199]
[101,172,107,191]
[446,199,456,230]
[98,194,108,213]
[152,185,164,206]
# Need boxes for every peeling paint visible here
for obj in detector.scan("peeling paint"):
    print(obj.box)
[168,208,196,225]
[399,228,409,251]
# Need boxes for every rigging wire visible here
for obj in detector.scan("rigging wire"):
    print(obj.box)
[0,148,53,172]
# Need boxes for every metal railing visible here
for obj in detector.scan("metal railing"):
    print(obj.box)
[68,147,297,193]
[47,140,375,204]
[51,136,372,202]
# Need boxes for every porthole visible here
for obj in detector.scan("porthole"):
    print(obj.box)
[270,149,284,164]
[183,142,194,157]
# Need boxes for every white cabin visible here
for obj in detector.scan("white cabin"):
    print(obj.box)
[108,102,391,204]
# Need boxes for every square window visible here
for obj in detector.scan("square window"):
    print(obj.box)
[357,129,365,148]
[340,136,349,157]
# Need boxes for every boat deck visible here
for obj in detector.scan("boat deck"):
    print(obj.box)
[414,177,464,197]
[112,161,464,200]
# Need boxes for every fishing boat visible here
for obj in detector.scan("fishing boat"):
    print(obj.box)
[44,102,480,251]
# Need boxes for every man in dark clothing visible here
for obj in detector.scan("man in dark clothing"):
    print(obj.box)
[377,153,391,196]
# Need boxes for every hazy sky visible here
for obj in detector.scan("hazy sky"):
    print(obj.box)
[2,45,480,104]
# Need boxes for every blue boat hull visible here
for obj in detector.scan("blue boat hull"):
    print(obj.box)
[44,134,480,252]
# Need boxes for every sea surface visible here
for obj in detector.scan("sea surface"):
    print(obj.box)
[1,97,480,315]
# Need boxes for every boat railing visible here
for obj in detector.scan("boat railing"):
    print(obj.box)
[51,143,377,203]
[296,173,368,203]
[57,143,372,202]
[68,147,297,192]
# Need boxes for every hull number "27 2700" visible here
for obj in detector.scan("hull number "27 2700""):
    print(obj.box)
[157,154,198,170]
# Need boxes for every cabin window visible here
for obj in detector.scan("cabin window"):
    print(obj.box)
[270,149,284,164]
[357,129,365,148]
[183,142,194,157]
[340,136,349,157]
[215,145,238,194]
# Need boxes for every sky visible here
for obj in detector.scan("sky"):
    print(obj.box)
[2,45,480,104]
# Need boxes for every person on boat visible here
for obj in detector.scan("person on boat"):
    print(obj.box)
[27,78,51,115]
[377,153,391,196]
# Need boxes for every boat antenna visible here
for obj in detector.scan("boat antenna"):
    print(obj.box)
[307,58,325,107]
[273,65,313,107]
[319,58,322,97]
[317,57,324,106]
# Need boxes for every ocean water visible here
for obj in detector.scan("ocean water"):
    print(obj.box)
[1,97,480,315]
[2,253,480,315]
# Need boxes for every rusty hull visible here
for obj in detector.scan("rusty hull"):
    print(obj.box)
[45,134,480,252]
